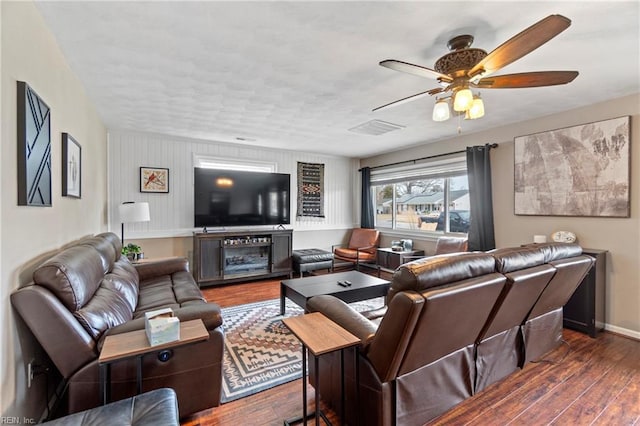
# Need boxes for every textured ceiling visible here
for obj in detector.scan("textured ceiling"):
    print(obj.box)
[35,1,639,158]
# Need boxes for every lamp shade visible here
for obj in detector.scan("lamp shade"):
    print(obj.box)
[467,96,485,119]
[453,88,473,112]
[432,99,451,122]
[119,202,150,223]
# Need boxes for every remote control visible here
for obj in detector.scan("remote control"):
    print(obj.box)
[337,281,348,287]
[344,280,352,286]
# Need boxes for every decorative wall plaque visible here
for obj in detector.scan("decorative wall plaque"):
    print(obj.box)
[296,162,325,218]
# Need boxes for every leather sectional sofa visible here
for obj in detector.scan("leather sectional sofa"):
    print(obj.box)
[11,232,223,418]
[307,242,593,425]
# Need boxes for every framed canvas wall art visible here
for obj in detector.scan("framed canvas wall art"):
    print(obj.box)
[514,116,630,217]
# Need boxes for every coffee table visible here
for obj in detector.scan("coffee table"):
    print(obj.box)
[280,270,390,315]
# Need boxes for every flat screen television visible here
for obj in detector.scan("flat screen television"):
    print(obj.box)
[194,168,291,228]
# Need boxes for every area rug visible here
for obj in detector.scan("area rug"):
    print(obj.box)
[220,297,384,403]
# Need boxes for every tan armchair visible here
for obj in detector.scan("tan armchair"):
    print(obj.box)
[434,236,469,253]
[400,236,468,264]
[332,228,380,271]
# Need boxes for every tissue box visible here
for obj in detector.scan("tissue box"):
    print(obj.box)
[145,308,180,346]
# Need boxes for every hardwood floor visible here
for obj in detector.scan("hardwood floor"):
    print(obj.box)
[182,278,640,426]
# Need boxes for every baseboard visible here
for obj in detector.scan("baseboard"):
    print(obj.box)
[604,323,640,340]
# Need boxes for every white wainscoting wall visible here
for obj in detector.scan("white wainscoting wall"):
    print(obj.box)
[108,130,359,247]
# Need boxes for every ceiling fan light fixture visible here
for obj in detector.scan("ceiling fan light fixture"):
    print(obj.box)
[453,87,473,111]
[432,98,450,122]
[467,94,485,119]
[376,15,577,127]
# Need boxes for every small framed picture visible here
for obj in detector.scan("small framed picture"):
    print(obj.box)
[140,167,169,193]
[62,133,81,198]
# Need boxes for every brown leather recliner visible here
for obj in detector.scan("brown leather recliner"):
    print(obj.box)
[308,243,592,425]
[521,243,594,364]
[332,228,380,271]
[309,252,506,425]
[474,247,556,392]
[364,237,469,321]
[11,232,224,418]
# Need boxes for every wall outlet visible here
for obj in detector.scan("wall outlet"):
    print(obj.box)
[27,359,35,388]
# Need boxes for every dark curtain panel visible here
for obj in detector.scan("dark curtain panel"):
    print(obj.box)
[360,167,375,229]
[466,144,496,251]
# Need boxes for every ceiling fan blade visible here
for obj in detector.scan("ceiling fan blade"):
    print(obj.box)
[373,89,434,112]
[380,59,453,83]
[468,14,572,79]
[475,71,579,88]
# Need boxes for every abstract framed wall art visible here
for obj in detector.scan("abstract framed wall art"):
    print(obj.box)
[17,81,52,206]
[62,133,81,198]
[140,167,169,193]
[514,116,630,217]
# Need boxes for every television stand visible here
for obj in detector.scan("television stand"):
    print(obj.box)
[193,229,293,287]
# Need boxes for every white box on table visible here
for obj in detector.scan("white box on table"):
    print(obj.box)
[144,307,180,346]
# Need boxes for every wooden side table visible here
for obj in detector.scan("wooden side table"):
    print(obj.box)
[283,312,360,426]
[377,247,425,273]
[98,319,209,405]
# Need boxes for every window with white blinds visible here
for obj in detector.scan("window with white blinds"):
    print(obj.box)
[370,155,467,184]
[371,154,469,234]
[193,154,277,172]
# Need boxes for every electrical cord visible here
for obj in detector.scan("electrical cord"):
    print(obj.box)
[31,364,51,420]
[531,339,572,365]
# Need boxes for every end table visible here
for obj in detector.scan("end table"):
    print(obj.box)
[283,312,360,426]
[98,319,209,405]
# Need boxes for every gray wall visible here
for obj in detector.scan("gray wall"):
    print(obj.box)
[361,93,640,338]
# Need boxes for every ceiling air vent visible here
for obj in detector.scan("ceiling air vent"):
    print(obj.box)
[348,120,405,136]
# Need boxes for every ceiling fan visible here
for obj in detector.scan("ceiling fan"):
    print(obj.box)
[374,14,579,122]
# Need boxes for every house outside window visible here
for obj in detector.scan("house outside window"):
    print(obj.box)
[371,156,469,234]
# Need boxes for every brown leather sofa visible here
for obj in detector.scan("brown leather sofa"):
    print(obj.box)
[307,242,593,425]
[11,232,223,418]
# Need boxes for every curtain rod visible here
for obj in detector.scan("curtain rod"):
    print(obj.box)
[359,143,498,172]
